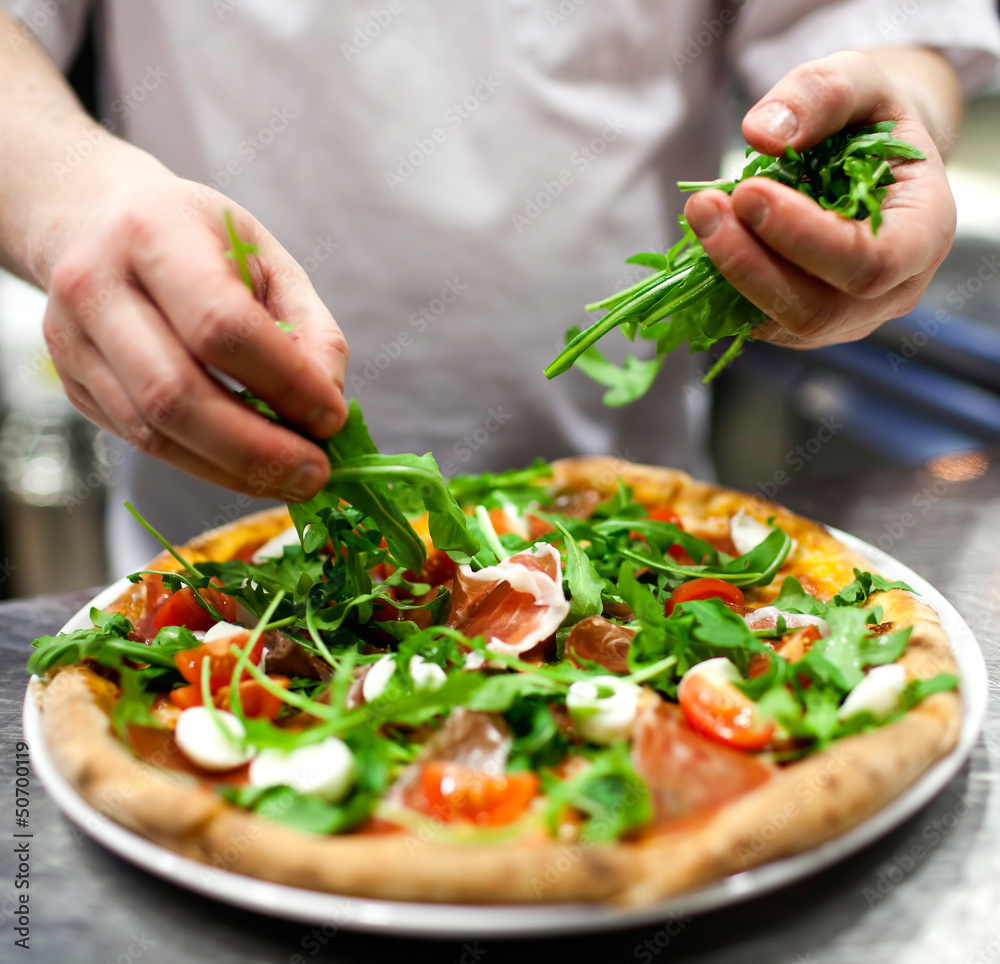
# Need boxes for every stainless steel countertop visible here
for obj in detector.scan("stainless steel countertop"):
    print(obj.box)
[1,454,998,964]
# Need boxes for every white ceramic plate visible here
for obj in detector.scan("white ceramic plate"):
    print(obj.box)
[22,529,987,938]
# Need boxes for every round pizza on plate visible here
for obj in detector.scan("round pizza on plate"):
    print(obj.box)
[27,450,961,906]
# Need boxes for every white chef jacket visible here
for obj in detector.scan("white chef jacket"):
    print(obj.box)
[3,0,999,573]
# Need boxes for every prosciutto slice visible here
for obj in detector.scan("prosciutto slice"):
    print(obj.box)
[565,616,635,674]
[632,698,773,824]
[448,544,569,656]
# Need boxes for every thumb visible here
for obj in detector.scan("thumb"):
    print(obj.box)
[741,51,905,157]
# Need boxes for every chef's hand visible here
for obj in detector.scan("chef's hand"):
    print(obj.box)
[43,174,348,501]
[684,49,959,349]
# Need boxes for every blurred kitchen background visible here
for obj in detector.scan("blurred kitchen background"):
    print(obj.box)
[1,26,998,599]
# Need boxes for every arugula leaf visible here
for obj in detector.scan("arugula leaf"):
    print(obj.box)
[506,697,570,770]
[832,569,915,606]
[551,519,603,625]
[900,673,959,711]
[448,459,552,507]
[594,517,718,566]
[566,327,664,407]
[617,526,792,588]
[546,123,926,395]
[542,744,652,843]
[28,609,193,677]
[771,576,826,615]
[773,571,915,620]
[799,607,910,693]
[323,450,480,562]
[670,599,769,676]
[286,401,423,571]
[238,394,480,574]
[465,672,564,712]
[223,210,259,291]
[800,685,842,742]
[220,730,394,834]
[224,214,478,573]
[109,666,160,739]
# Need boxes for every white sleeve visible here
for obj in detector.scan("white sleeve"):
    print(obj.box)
[732,0,1000,99]
[1,0,93,71]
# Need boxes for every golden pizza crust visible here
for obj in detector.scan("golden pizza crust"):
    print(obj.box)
[40,666,637,902]
[35,457,961,905]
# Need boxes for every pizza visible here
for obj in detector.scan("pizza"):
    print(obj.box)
[27,439,961,906]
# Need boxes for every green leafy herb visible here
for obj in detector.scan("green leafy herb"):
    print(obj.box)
[831,569,915,606]
[774,570,914,617]
[900,673,960,711]
[448,460,552,507]
[545,122,926,396]
[798,607,910,693]
[224,210,259,291]
[542,744,652,843]
[617,526,792,589]
[566,327,664,408]
[551,518,604,625]
[28,609,193,677]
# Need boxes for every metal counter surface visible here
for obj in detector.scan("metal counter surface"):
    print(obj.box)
[1,454,997,964]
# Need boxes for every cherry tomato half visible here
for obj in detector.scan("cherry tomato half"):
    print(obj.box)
[215,677,290,720]
[169,676,288,719]
[414,763,539,827]
[647,505,682,526]
[665,578,744,616]
[634,506,690,562]
[152,586,237,633]
[420,549,457,587]
[678,670,775,751]
[173,631,265,691]
[168,683,203,711]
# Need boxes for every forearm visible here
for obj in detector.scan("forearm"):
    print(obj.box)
[0,8,165,287]
[861,46,963,158]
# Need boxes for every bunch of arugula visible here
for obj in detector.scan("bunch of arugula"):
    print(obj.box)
[544,122,926,400]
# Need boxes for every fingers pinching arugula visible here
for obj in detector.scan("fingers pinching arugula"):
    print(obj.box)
[545,122,927,397]
[29,446,957,843]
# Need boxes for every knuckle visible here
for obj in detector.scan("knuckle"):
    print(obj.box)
[243,448,295,492]
[123,418,166,457]
[714,249,760,298]
[328,329,349,365]
[790,59,853,117]
[189,299,245,359]
[891,277,925,317]
[49,257,99,310]
[134,373,185,425]
[117,206,159,250]
[842,249,899,299]
[785,297,842,340]
[41,312,66,355]
[319,328,350,390]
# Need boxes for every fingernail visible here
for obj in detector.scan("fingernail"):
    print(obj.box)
[754,101,799,142]
[306,406,341,439]
[281,461,326,502]
[739,191,768,229]
[688,197,723,239]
